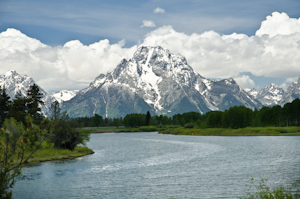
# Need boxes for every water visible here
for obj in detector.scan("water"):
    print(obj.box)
[13,133,300,198]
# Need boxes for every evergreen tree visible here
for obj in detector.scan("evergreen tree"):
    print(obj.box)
[0,86,11,126]
[7,91,28,125]
[26,84,44,121]
[49,100,61,120]
[146,111,151,126]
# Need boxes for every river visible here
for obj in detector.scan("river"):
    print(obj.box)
[13,132,300,198]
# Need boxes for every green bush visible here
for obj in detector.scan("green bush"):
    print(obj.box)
[184,123,194,128]
[240,178,300,199]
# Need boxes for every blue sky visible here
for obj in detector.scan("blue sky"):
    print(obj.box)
[0,0,300,92]
[1,0,299,46]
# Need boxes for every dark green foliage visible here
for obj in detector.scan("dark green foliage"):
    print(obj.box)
[146,111,151,126]
[221,106,253,129]
[91,114,103,127]
[206,111,223,128]
[0,86,11,126]
[7,91,28,125]
[123,113,147,127]
[26,84,44,121]
[184,123,194,128]
[49,112,90,151]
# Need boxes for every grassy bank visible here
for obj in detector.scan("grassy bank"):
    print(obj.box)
[89,125,182,133]
[159,126,300,136]
[22,145,94,165]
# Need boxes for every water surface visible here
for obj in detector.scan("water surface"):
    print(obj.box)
[13,133,300,198]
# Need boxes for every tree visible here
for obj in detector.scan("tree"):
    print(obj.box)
[0,86,11,126]
[0,116,50,198]
[7,91,28,125]
[26,84,44,121]
[146,111,151,126]
[49,112,90,150]
[92,114,103,127]
[49,100,61,120]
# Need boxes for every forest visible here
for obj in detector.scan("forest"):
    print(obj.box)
[72,98,300,129]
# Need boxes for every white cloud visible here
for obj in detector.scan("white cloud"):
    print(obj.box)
[0,28,137,92]
[139,13,300,80]
[141,20,156,28]
[153,7,165,14]
[256,12,300,37]
[233,75,256,90]
[1,12,300,92]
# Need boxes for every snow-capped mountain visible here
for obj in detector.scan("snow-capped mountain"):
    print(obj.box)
[255,83,284,106]
[245,88,258,99]
[0,70,56,116]
[280,76,300,105]
[61,46,262,118]
[52,90,78,104]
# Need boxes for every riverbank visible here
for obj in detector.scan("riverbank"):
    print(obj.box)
[159,126,300,136]
[24,146,94,165]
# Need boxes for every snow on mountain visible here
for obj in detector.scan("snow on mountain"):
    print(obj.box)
[245,88,258,98]
[280,76,300,105]
[0,70,56,117]
[62,46,262,118]
[52,90,78,103]
[255,83,284,106]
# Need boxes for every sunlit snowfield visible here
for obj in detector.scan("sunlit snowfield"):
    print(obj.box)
[14,133,300,198]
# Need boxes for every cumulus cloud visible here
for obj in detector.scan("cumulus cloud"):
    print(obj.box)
[234,75,256,89]
[139,12,300,86]
[153,7,165,14]
[0,28,137,92]
[141,20,156,28]
[1,12,300,92]
[256,12,300,37]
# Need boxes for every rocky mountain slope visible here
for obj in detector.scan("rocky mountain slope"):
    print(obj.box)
[246,77,300,107]
[280,76,300,105]
[255,83,284,106]
[61,46,261,118]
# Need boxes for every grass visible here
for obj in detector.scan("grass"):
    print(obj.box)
[90,125,181,133]
[159,126,300,136]
[20,142,94,165]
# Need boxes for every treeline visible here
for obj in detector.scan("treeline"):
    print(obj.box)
[74,98,300,129]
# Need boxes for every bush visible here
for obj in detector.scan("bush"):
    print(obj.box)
[49,113,90,151]
[240,178,300,199]
[184,123,194,128]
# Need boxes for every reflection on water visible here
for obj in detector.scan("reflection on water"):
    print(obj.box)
[13,133,300,199]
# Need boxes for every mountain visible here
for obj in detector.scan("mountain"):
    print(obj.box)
[245,88,258,98]
[255,83,284,106]
[280,76,300,105]
[0,70,56,116]
[61,46,262,118]
[52,90,78,104]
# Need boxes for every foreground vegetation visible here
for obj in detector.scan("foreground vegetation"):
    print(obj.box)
[159,126,300,136]
[24,145,94,164]
[0,85,93,198]
[240,178,300,199]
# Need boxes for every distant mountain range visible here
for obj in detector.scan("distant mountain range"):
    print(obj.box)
[1,46,300,118]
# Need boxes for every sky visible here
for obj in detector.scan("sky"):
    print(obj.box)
[0,0,300,93]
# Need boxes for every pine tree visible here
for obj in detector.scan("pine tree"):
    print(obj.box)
[26,84,44,121]
[0,86,11,126]
[7,91,28,125]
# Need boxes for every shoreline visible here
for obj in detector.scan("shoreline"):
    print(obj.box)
[24,146,95,165]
